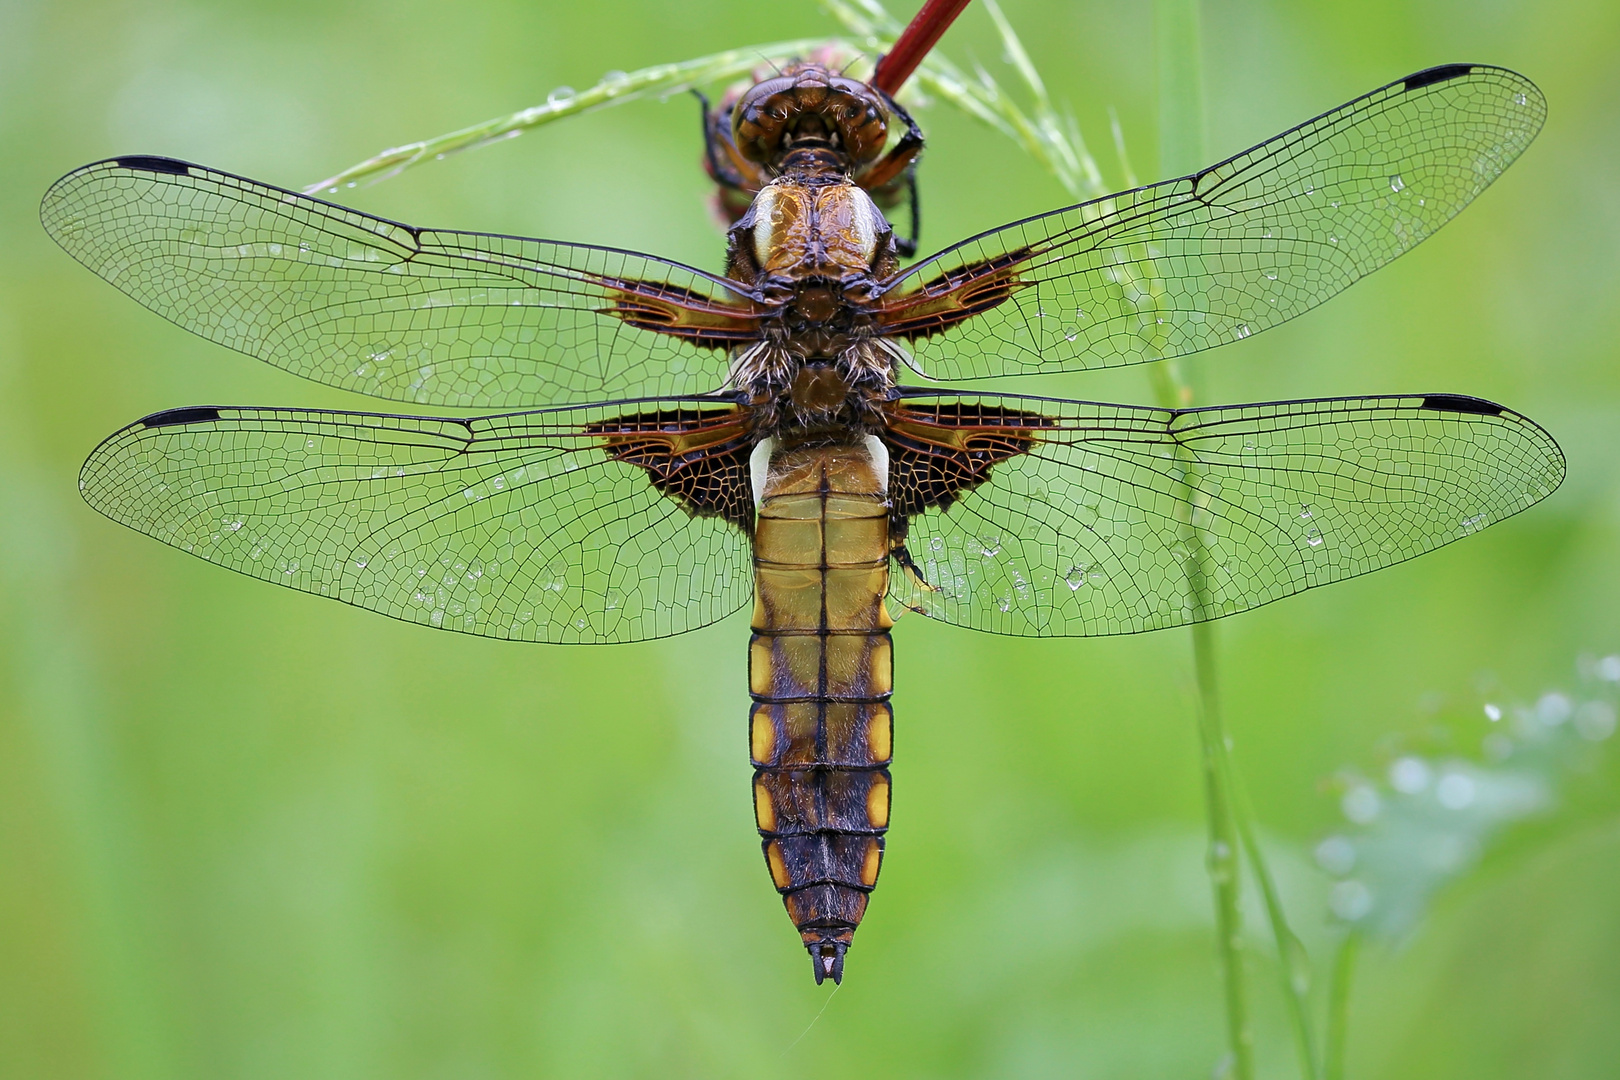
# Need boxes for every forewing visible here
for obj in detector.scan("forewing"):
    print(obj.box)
[79,400,755,643]
[877,65,1544,379]
[887,392,1563,636]
[41,158,763,407]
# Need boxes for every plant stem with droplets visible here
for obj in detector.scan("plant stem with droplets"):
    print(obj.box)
[306,1,1110,202]
[1150,3,1254,1078]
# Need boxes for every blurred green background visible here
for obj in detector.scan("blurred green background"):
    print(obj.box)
[3,0,1618,1076]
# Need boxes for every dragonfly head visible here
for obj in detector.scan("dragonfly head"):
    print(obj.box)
[733,62,890,173]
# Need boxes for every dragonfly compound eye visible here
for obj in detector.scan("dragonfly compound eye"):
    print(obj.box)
[732,67,890,167]
[825,78,890,165]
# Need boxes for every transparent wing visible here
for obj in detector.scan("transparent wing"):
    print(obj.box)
[888,391,1563,636]
[878,65,1544,379]
[79,400,755,643]
[41,158,762,407]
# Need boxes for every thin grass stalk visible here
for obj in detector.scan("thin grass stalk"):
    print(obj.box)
[1151,3,1253,1078]
[1154,2,1320,1069]
[304,38,846,193]
[1230,752,1320,1078]
[1323,932,1360,1080]
[308,1,1110,206]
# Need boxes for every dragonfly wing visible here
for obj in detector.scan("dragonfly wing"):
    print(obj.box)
[884,391,1563,636]
[41,158,763,407]
[876,65,1544,380]
[79,400,755,643]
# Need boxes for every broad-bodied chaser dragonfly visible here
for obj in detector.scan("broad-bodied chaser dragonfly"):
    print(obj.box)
[43,62,1561,984]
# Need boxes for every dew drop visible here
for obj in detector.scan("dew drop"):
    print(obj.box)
[1389,174,1405,193]
[548,86,577,107]
[1389,755,1430,794]
[1536,692,1571,726]
[1513,91,1528,106]
[1315,835,1355,875]
[1305,527,1323,548]
[1234,323,1251,339]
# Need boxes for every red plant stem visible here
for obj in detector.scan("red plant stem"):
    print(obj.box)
[871,0,974,96]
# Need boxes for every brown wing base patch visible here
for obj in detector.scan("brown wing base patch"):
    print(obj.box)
[586,407,755,529]
[601,277,766,349]
[882,401,1055,518]
[874,246,1040,339]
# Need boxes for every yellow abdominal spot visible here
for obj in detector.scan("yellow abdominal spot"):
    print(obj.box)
[750,708,776,765]
[754,779,777,832]
[866,775,890,829]
[748,638,773,697]
[867,706,892,763]
[766,841,792,890]
[859,839,882,887]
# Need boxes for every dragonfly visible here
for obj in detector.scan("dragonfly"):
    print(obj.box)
[42,61,1562,985]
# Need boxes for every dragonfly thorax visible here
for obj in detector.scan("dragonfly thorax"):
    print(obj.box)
[732,177,894,282]
[723,167,900,412]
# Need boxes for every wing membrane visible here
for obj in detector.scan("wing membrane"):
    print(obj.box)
[42,159,762,407]
[887,391,1563,636]
[880,65,1544,379]
[79,400,755,642]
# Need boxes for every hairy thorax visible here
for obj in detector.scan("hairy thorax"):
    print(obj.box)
[727,157,903,429]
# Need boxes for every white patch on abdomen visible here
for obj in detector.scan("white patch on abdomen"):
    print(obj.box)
[750,436,778,508]
[861,435,890,494]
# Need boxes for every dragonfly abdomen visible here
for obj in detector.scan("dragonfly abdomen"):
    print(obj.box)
[748,437,893,985]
